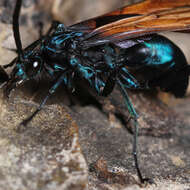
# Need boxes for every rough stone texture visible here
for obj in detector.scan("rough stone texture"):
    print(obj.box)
[70,87,190,190]
[0,0,190,190]
[0,88,88,190]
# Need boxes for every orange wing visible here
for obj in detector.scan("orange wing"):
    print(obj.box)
[72,0,190,47]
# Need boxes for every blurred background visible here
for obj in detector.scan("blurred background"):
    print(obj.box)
[0,0,142,26]
[0,0,142,66]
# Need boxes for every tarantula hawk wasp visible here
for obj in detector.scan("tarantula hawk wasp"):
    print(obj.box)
[1,0,190,184]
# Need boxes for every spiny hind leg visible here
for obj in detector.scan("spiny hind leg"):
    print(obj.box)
[117,78,154,184]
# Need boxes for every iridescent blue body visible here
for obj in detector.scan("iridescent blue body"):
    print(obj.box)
[8,24,188,98]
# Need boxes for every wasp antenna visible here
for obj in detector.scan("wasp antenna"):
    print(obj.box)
[188,65,190,75]
[13,0,23,59]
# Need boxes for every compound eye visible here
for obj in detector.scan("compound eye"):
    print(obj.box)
[25,57,42,77]
[33,61,39,68]
[31,58,42,73]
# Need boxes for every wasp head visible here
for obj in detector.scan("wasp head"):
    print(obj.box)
[2,0,46,96]
[5,51,44,97]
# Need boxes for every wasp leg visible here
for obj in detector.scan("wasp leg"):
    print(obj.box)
[116,78,154,184]
[20,73,67,126]
[37,21,43,38]
[100,71,116,96]
[46,20,61,35]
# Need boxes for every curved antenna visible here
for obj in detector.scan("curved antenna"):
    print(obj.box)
[13,0,24,59]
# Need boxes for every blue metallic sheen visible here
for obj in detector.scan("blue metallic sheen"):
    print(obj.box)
[78,65,94,79]
[144,41,173,66]
[54,64,66,71]
[9,29,189,99]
